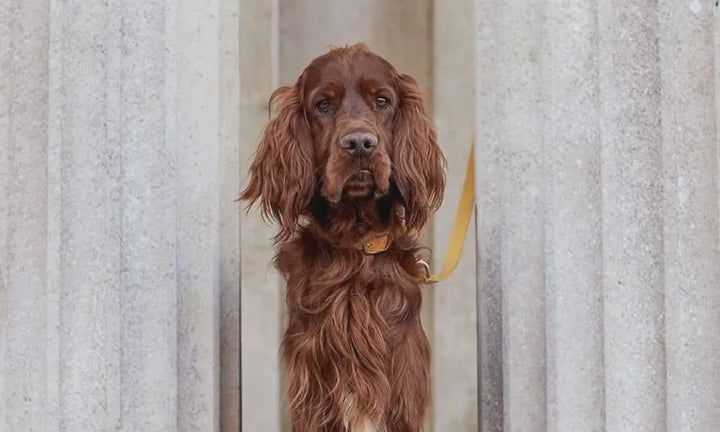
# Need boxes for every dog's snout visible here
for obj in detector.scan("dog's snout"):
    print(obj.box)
[340,132,377,157]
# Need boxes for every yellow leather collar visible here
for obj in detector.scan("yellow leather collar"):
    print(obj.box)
[356,233,391,254]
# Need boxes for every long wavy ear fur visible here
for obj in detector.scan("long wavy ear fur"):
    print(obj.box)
[392,74,446,231]
[239,81,315,242]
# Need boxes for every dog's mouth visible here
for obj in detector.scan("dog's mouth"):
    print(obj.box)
[321,154,392,203]
[342,169,376,199]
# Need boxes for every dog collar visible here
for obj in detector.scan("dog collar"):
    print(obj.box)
[357,233,391,255]
[356,227,421,255]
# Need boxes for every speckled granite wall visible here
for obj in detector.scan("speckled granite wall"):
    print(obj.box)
[1,0,239,430]
[476,1,720,431]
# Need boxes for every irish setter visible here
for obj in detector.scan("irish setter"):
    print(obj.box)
[240,44,445,432]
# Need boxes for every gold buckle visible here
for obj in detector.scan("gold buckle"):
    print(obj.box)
[360,234,390,255]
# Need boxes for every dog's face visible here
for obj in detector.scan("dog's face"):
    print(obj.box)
[301,51,395,202]
[241,44,445,240]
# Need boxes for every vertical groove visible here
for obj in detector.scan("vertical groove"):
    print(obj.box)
[498,2,547,430]
[162,0,180,427]
[219,0,242,430]
[46,0,63,428]
[542,1,605,431]
[3,2,50,430]
[594,0,607,427]
[475,1,504,430]
[239,0,284,429]
[53,0,125,428]
[174,0,221,429]
[599,2,666,431]
[115,0,127,428]
[119,1,179,430]
[432,0,478,428]
[0,0,10,428]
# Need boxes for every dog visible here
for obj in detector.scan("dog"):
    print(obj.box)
[240,43,445,432]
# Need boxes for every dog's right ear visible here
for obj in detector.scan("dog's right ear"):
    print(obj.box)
[239,80,315,242]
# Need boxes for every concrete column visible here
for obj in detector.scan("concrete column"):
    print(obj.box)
[220,0,241,429]
[1,0,239,430]
[475,2,505,430]
[476,1,720,431]
[542,3,604,431]
[239,1,284,431]
[108,0,178,429]
[660,2,720,430]
[598,3,666,430]
[432,0,478,430]
[1,2,53,431]
[172,0,223,429]
[492,3,549,430]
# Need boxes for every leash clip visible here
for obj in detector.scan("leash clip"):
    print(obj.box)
[416,259,432,280]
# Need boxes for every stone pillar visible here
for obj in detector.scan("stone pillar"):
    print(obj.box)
[599,3,666,430]
[1,0,240,430]
[238,0,284,431]
[1,2,53,430]
[543,3,604,431]
[475,1,720,431]
[220,0,241,429]
[432,0,478,430]
[660,2,720,430]
[476,2,550,430]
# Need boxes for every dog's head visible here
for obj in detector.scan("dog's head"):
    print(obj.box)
[241,44,445,240]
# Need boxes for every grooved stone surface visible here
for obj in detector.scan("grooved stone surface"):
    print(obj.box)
[475,1,720,431]
[1,0,238,430]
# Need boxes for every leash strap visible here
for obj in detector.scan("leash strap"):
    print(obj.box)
[422,142,475,284]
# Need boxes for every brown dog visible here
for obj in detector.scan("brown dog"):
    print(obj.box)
[241,44,445,432]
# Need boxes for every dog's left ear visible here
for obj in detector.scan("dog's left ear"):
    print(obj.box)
[392,74,446,231]
[239,79,315,242]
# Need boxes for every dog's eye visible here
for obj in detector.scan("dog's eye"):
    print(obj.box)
[374,96,391,110]
[315,99,332,115]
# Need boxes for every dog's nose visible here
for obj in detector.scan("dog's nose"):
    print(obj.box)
[340,132,377,157]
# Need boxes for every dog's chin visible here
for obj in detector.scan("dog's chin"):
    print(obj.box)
[342,170,376,200]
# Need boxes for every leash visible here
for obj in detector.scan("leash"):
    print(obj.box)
[422,142,475,283]
[359,141,476,284]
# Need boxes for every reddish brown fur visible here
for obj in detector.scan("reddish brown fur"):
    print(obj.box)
[240,44,445,431]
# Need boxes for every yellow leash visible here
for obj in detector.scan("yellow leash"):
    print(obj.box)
[422,143,475,284]
[356,141,476,283]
